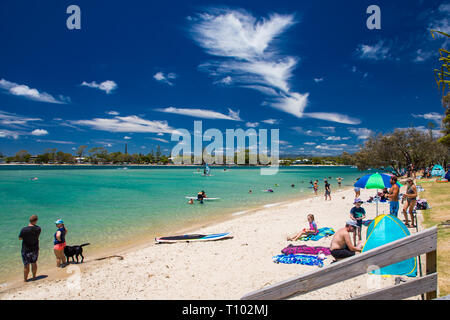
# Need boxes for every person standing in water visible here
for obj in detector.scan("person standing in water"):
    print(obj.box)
[18,214,41,282]
[324,180,331,201]
[313,180,319,196]
[53,219,67,268]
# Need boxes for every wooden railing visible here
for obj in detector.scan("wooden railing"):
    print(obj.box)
[241,226,438,300]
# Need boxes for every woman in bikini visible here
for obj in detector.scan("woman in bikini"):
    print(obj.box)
[402,179,417,228]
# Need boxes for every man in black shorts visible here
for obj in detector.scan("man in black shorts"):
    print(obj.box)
[18,215,41,282]
[329,220,362,262]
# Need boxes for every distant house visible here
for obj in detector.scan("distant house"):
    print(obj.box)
[293,159,312,164]
[75,157,85,164]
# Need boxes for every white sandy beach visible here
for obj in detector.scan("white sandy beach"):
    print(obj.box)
[0,187,423,300]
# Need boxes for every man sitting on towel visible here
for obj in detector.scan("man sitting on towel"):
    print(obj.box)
[329,220,363,262]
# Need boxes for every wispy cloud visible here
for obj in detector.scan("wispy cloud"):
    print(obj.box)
[412,112,443,125]
[314,78,324,83]
[0,110,42,127]
[261,118,279,125]
[356,40,391,61]
[106,111,120,116]
[153,72,177,86]
[292,126,326,137]
[156,107,242,121]
[189,8,356,124]
[149,137,169,143]
[81,80,117,94]
[348,127,373,139]
[245,122,259,127]
[36,139,75,145]
[72,115,175,134]
[0,129,19,139]
[0,79,69,104]
[304,112,361,125]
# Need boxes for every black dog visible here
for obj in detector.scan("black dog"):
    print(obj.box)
[64,243,90,264]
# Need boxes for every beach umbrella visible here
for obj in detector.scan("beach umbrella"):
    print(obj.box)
[354,173,402,216]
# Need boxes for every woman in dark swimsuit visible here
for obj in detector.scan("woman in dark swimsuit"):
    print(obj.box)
[402,179,417,228]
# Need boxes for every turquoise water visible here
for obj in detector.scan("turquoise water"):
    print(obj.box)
[0,165,365,281]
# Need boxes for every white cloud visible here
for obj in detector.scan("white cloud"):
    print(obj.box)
[153,72,177,86]
[0,79,69,104]
[106,111,120,116]
[314,78,324,83]
[356,40,391,61]
[315,144,344,151]
[0,129,19,139]
[245,122,259,127]
[150,137,169,143]
[190,8,358,125]
[261,118,279,125]
[156,107,242,121]
[190,9,295,60]
[31,129,49,136]
[319,126,335,133]
[268,92,309,118]
[304,142,316,145]
[304,112,361,125]
[73,115,175,134]
[0,110,42,126]
[81,80,117,94]
[348,127,373,140]
[325,136,342,141]
[36,139,75,145]
[123,136,132,140]
[412,112,443,125]
[414,49,434,63]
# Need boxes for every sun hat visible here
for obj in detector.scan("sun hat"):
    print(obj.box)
[354,198,363,204]
[55,219,64,225]
[346,220,358,228]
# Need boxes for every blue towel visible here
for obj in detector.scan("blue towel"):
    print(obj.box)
[273,254,325,267]
[300,227,335,241]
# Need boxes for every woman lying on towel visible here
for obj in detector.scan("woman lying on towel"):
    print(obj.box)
[287,214,318,241]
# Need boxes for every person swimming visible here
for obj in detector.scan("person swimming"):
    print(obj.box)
[188,199,194,204]
[264,189,274,193]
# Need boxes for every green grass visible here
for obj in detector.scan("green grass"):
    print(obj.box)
[419,180,450,297]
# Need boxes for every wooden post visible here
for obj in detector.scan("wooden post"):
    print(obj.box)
[426,250,437,300]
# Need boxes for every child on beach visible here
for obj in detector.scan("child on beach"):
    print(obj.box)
[350,199,365,246]
[53,219,67,268]
[287,214,318,241]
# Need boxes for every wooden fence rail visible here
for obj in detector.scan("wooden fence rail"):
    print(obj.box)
[241,226,437,300]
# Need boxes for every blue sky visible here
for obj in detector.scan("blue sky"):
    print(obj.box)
[0,0,448,156]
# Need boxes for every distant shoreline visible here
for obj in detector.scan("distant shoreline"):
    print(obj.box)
[0,163,352,167]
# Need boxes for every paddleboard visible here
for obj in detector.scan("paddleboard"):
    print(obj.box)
[155,232,232,243]
[186,196,220,200]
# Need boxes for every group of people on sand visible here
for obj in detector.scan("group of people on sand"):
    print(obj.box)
[18,215,68,282]
[287,173,420,263]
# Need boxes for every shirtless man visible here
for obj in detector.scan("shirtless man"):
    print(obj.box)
[388,176,400,217]
[329,221,362,262]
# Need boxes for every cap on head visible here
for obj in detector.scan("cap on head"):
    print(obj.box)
[55,219,64,225]
[346,220,358,228]
[354,198,363,204]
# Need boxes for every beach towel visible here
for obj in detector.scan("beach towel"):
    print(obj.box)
[281,244,331,256]
[299,227,335,241]
[273,254,325,267]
